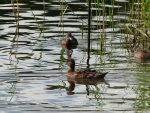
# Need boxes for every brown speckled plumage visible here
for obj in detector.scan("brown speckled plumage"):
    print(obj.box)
[67,59,108,79]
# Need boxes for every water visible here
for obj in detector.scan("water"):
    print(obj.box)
[0,0,150,113]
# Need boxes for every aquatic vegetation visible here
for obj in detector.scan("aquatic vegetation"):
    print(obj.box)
[0,0,147,112]
[124,0,150,49]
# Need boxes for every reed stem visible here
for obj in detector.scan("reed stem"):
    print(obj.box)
[87,0,91,68]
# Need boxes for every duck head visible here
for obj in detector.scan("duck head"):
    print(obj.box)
[66,32,72,39]
[134,45,150,59]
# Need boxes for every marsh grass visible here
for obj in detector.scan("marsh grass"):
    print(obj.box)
[11,0,150,49]
[59,0,87,35]
[92,0,150,51]
[31,10,45,38]
[11,0,19,42]
[57,0,150,63]
[125,0,150,49]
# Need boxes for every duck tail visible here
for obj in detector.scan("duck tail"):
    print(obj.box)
[97,72,109,79]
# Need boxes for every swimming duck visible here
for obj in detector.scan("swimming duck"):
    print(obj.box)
[61,32,78,50]
[67,59,108,79]
[134,46,150,59]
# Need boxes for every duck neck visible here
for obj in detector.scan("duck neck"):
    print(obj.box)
[67,59,75,72]
[68,65,75,72]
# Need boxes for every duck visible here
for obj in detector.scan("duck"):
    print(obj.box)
[67,59,108,79]
[61,32,78,50]
[134,46,150,59]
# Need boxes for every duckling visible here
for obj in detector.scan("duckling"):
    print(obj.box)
[67,59,108,79]
[134,46,150,59]
[61,32,78,50]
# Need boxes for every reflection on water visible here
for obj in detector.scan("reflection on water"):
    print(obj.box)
[0,0,150,113]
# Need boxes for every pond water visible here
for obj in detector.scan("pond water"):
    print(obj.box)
[0,0,150,113]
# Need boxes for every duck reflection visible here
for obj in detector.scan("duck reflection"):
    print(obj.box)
[66,81,75,95]
[60,32,78,60]
[61,32,78,50]
[66,76,109,95]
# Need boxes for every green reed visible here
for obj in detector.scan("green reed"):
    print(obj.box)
[126,0,150,48]
[109,0,114,30]
[59,0,87,35]
[10,0,149,53]
[133,73,150,111]
[31,0,46,38]
[91,0,106,53]
[93,0,150,48]
[87,84,105,108]
[31,9,44,38]
[11,0,19,42]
